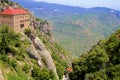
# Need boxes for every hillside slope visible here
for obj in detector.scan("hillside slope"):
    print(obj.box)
[69,29,120,80]
[0,1,70,80]
[0,20,70,80]
[12,0,120,56]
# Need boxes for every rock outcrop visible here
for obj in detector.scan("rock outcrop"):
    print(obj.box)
[0,1,68,80]
[0,68,4,80]
[36,19,54,43]
[26,33,59,80]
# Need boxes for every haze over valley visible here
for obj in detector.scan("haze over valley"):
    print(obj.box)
[12,0,120,56]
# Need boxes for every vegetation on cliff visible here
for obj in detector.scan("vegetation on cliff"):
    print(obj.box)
[0,1,70,79]
[0,0,19,11]
[0,21,69,80]
[36,18,71,79]
[69,29,120,80]
[0,25,34,80]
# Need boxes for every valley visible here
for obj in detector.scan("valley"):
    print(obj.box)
[30,7,120,56]
[12,0,120,56]
[1,0,120,80]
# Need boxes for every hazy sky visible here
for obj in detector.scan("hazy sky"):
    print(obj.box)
[34,0,120,10]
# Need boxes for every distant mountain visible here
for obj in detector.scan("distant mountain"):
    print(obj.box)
[12,0,86,13]
[12,0,120,56]
[12,0,120,15]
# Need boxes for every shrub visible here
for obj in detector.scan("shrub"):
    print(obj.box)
[32,66,51,80]
[41,56,47,66]
[22,64,30,73]
[0,25,22,55]
[9,59,17,70]
[0,54,9,62]
[24,28,31,37]
[49,70,57,80]
[55,62,65,79]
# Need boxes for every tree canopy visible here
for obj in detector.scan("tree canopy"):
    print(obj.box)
[69,30,120,80]
[0,25,22,54]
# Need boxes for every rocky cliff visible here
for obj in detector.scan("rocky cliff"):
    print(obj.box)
[0,0,20,11]
[26,32,59,79]
[36,18,54,43]
[0,0,70,80]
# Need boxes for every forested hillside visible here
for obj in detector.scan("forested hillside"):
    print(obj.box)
[69,29,120,80]
[0,23,70,80]
[0,1,71,79]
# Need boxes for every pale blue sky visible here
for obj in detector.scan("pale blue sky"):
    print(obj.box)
[34,0,120,10]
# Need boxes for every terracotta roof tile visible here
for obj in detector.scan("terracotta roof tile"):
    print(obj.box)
[0,8,29,15]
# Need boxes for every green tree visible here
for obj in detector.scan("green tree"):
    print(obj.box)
[49,70,57,80]
[32,66,50,80]
[55,62,65,79]
[69,29,120,80]
[0,25,22,54]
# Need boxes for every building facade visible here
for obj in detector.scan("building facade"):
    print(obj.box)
[0,7,30,32]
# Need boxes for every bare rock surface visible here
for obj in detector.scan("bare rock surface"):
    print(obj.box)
[35,37,59,80]
[27,33,59,80]
[0,68,4,80]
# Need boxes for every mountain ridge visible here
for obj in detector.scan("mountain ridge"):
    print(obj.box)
[12,0,120,12]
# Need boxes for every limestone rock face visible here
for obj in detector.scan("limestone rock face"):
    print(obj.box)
[35,37,59,80]
[0,68,4,80]
[27,33,59,80]
[36,19,54,43]
[27,44,43,68]
[37,21,52,34]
